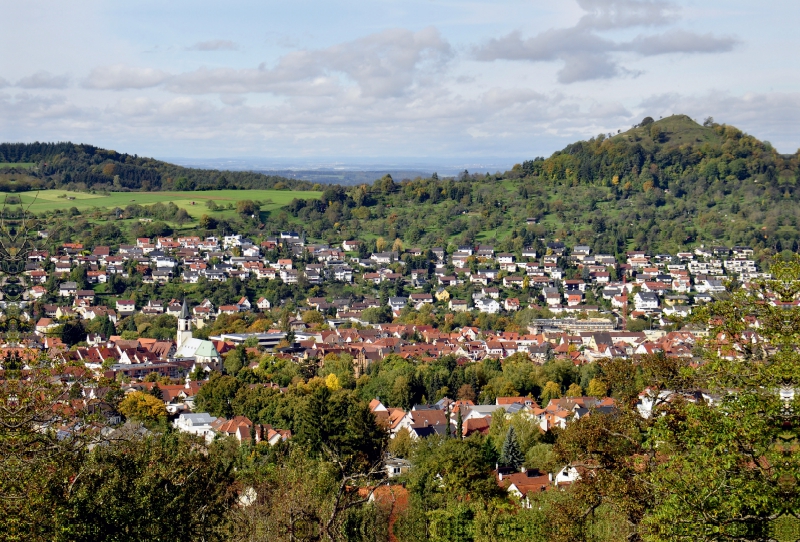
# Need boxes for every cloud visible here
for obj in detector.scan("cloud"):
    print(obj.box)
[474,0,738,83]
[166,27,452,98]
[0,77,8,88]
[16,71,70,89]
[187,40,238,51]
[83,64,171,90]
[575,0,677,29]
[629,30,737,55]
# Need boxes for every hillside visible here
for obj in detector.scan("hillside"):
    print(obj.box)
[0,142,317,193]
[5,115,800,259]
[280,115,800,259]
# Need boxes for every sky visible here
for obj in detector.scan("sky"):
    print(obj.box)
[1,0,799,167]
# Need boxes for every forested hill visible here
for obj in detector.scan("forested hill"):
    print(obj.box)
[518,115,799,194]
[0,142,317,192]
[283,116,800,259]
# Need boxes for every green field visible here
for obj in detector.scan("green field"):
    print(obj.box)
[0,163,35,169]
[14,189,322,219]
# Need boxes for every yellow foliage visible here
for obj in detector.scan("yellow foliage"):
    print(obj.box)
[325,373,341,391]
[119,391,167,422]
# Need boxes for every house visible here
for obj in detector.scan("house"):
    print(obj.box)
[58,282,78,297]
[212,416,255,442]
[35,318,58,335]
[500,470,552,506]
[634,292,659,311]
[388,297,409,313]
[409,293,434,309]
[475,298,501,314]
[342,240,361,252]
[116,299,136,316]
[173,412,218,443]
[257,297,271,311]
[448,299,469,313]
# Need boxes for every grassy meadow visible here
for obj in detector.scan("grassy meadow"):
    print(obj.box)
[14,189,322,220]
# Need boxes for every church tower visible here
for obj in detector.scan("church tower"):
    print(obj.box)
[177,299,192,348]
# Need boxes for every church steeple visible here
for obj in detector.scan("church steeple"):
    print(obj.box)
[177,298,192,348]
[179,298,190,320]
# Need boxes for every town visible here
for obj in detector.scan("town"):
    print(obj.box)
[13,227,770,503]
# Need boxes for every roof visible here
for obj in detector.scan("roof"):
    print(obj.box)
[179,298,190,319]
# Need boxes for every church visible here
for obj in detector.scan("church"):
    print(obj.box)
[173,300,221,373]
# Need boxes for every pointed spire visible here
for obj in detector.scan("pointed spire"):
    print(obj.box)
[179,298,190,319]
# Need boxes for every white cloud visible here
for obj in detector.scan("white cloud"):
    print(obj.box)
[575,0,678,29]
[124,27,453,99]
[16,71,70,89]
[83,64,171,90]
[187,40,238,51]
[474,0,737,83]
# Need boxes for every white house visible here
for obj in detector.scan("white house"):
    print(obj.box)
[475,298,501,314]
[173,412,218,443]
[634,292,659,311]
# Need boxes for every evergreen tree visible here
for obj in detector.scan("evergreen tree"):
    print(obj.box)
[500,425,524,471]
[456,407,463,440]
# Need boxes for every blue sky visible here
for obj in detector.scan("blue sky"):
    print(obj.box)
[2,0,798,165]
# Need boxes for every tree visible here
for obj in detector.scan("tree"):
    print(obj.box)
[501,425,524,470]
[60,320,86,347]
[565,383,583,397]
[456,383,476,403]
[325,373,341,391]
[224,345,246,376]
[199,214,217,229]
[375,237,387,252]
[525,443,556,474]
[118,391,167,423]
[388,427,413,458]
[66,431,235,541]
[586,378,608,398]
[302,309,325,325]
[236,199,258,216]
[149,383,163,400]
[540,381,562,406]
[195,372,242,418]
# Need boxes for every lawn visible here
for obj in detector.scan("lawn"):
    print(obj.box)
[0,163,35,169]
[15,189,322,219]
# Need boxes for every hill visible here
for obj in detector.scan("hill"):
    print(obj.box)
[0,142,318,193]
[279,115,800,259]
[4,115,800,258]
